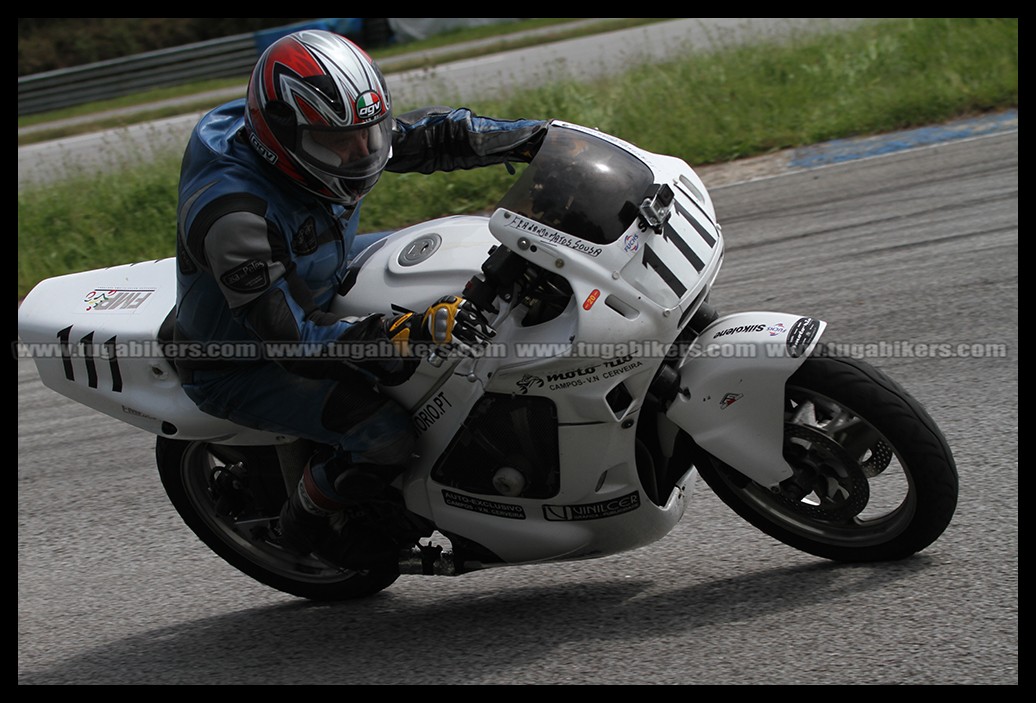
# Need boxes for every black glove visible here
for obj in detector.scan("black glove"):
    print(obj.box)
[387,296,495,357]
[506,124,547,163]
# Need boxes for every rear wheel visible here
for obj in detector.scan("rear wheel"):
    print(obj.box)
[156,437,400,601]
[696,348,959,562]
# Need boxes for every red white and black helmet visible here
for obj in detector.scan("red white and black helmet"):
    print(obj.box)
[245,29,393,206]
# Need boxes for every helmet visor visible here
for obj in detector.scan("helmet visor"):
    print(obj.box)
[298,119,392,180]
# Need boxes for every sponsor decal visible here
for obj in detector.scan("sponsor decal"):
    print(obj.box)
[582,289,601,311]
[719,392,743,409]
[766,322,787,336]
[291,217,318,255]
[443,489,526,519]
[516,374,545,395]
[412,391,452,434]
[83,288,154,312]
[220,259,269,293]
[540,355,644,391]
[787,316,821,358]
[543,491,640,521]
[623,231,640,254]
[505,215,603,257]
[714,323,766,338]
[355,90,384,121]
[122,405,159,421]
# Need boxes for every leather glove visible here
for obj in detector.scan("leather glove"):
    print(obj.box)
[506,123,548,163]
[387,296,495,357]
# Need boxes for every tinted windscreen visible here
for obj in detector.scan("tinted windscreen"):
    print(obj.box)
[496,126,654,245]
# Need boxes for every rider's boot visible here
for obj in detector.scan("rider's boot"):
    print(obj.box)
[278,457,405,563]
[278,461,345,557]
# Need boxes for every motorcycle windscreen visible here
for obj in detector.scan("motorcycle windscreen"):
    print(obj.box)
[497,126,654,245]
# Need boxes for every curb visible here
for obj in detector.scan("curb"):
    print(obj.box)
[696,108,1018,189]
[789,109,1018,169]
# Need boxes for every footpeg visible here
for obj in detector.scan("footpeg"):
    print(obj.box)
[398,543,459,575]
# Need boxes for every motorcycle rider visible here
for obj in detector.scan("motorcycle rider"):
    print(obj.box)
[174,29,547,565]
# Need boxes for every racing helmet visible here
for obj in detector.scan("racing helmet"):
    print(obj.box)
[245,29,393,206]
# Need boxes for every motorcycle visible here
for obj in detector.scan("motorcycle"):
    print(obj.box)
[17,121,959,601]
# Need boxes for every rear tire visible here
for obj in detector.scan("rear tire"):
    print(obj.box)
[156,437,400,601]
[696,347,959,562]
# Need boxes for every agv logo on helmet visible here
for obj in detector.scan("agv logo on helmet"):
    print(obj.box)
[356,91,384,121]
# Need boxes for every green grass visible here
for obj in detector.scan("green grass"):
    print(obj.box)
[16,18,671,142]
[17,18,1018,300]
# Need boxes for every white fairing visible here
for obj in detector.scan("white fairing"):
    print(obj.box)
[665,311,826,488]
[16,258,284,444]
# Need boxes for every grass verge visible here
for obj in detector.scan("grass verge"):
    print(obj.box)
[18,18,1017,299]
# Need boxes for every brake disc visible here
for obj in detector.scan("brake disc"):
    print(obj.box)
[779,424,870,521]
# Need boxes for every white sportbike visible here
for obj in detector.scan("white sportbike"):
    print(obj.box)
[18,122,959,600]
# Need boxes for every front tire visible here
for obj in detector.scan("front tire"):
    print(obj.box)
[696,347,959,562]
[156,437,400,601]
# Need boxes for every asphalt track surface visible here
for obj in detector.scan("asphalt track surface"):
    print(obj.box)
[18,123,1018,684]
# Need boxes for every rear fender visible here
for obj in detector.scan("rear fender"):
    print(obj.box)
[664,312,826,488]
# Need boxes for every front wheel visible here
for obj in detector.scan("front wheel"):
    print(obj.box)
[696,347,959,562]
[156,437,400,601]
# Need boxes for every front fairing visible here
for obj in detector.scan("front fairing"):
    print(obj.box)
[489,122,724,351]
[390,123,727,563]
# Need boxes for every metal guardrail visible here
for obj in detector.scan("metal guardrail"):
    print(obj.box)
[18,33,262,117]
[17,18,531,117]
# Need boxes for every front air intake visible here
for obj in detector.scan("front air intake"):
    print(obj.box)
[432,393,560,499]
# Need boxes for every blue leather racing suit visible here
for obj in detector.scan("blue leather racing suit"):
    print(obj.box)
[175,98,546,488]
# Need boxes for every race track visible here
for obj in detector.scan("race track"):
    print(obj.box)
[18,128,1018,685]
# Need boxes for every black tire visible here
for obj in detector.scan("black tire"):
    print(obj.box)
[156,437,400,601]
[695,346,959,562]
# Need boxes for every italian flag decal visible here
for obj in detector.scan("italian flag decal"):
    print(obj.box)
[356,91,383,121]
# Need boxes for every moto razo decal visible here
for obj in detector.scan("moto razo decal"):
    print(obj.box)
[514,355,645,393]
